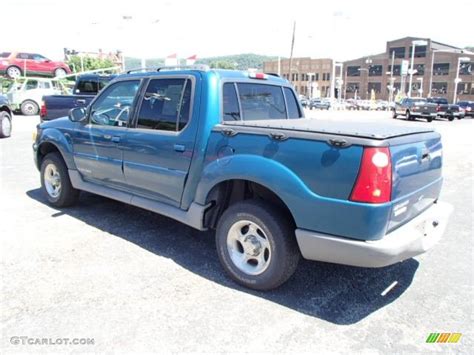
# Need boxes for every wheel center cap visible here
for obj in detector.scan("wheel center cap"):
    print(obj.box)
[243,235,261,256]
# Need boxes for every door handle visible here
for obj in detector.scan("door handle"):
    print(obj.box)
[76,99,86,105]
[111,136,121,143]
[174,144,185,152]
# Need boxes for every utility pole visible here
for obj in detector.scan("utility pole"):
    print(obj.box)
[288,21,296,84]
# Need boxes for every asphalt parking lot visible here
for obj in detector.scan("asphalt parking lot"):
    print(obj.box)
[1,111,472,353]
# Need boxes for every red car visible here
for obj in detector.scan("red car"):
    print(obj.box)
[0,52,71,79]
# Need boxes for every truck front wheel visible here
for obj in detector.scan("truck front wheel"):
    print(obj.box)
[215,200,300,290]
[40,152,79,207]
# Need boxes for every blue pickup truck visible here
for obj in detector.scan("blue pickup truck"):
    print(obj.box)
[33,66,452,290]
[40,74,115,121]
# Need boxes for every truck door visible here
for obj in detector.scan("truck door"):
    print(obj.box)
[72,79,141,187]
[122,75,200,207]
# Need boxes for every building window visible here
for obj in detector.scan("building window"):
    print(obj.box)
[369,65,383,76]
[315,73,319,81]
[389,47,405,59]
[368,82,382,94]
[322,73,326,81]
[460,62,472,76]
[457,82,471,95]
[409,45,427,58]
[327,73,330,81]
[414,64,425,76]
[347,66,361,77]
[433,63,450,76]
[388,65,401,76]
[431,82,448,95]
[346,82,360,92]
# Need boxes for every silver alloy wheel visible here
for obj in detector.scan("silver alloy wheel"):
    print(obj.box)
[22,102,37,115]
[54,68,67,77]
[7,66,21,78]
[1,116,11,136]
[44,163,62,198]
[226,220,272,276]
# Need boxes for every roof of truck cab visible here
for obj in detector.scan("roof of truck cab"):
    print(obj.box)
[115,69,289,85]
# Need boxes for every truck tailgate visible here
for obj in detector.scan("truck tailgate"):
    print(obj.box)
[388,133,443,232]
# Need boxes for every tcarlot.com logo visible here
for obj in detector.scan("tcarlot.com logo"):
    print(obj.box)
[426,333,462,343]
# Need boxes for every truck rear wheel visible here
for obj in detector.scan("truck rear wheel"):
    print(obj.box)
[21,100,39,116]
[215,200,300,290]
[40,152,79,207]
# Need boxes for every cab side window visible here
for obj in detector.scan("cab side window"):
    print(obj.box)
[90,80,140,127]
[136,78,192,131]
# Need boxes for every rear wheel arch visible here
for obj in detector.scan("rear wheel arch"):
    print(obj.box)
[202,179,297,231]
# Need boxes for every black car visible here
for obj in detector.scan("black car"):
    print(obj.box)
[0,95,13,138]
[457,101,474,118]
[426,97,462,120]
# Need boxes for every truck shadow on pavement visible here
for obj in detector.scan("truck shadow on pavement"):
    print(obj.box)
[27,189,419,325]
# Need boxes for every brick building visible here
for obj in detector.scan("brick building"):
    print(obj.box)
[263,58,335,98]
[342,37,474,102]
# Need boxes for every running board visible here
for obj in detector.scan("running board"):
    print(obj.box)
[69,170,208,231]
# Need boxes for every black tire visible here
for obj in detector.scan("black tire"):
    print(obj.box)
[0,111,12,138]
[216,200,300,290]
[392,110,397,119]
[427,117,433,122]
[6,65,22,79]
[40,152,79,207]
[406,110,412,120]
[448,116,454,121]
[20,100,39,116]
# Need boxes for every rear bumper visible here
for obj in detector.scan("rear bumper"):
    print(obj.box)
[414,112,437,118]
[295,201,453,268]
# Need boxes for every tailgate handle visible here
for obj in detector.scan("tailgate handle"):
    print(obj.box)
[328,138,349,147]
[270,132,287,141]
[221,128,237,137]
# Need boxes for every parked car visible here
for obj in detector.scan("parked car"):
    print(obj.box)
[426,97,462,121]
[0,95,13,138]
[309,98,330,110]
[392,98,438,122]
[6,77,68,115]
[33,67,452,290]
[356,100,371,110]
[41,74,116,121]
[299,97,309,108]
[0,52,71,79]
[456,100,474,118]
[374,100,389,111]
[344,99,358,110]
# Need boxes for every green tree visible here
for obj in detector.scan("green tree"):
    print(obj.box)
[66,55,116,73]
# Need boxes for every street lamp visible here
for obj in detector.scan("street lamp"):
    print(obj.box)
[307,72,315,99]
[416,77,423,97]
[408,39,428,97]
[386,71,396,103]
[358,67,369,99]
[453,57,471,104]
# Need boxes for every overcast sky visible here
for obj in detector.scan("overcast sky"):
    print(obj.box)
[3,0,473,61]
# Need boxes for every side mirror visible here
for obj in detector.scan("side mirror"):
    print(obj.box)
[68,107,87,122]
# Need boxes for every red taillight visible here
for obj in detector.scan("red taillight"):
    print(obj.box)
[436,106,441,112]
[40,101,47,118]
[350,147,392,204]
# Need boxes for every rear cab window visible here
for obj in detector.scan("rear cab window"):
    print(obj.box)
[223,82,302,121]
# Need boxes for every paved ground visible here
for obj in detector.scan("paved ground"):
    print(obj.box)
[1,111,472,353]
